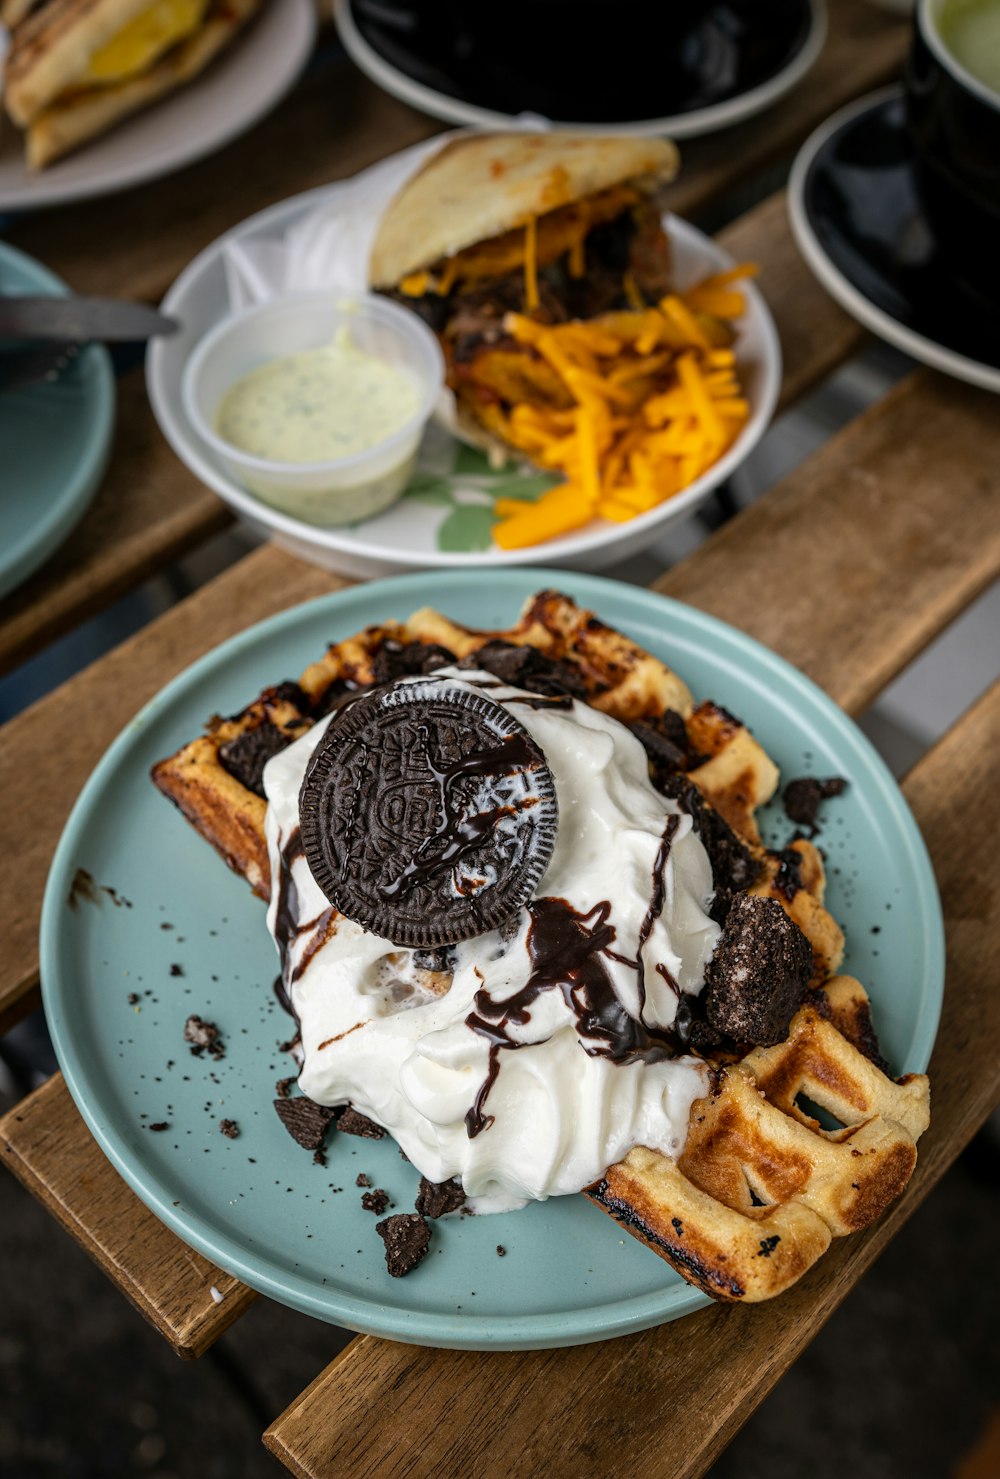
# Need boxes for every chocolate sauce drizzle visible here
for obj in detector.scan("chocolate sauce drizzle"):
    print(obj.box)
[272,826,338,1024]
[633,815,680,1015]
[273,829,304,966]
[379,731,542,902]
[464,812,684,1137]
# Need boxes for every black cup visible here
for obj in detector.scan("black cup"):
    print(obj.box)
[905,0,1000,307]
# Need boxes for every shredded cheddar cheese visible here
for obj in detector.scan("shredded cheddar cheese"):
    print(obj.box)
[485,265,756,550]
[523,216,539,312]
[417,185,637,304]
[399,271,431,297]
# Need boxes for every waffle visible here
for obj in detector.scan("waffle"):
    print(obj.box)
[151,590,928,1300]
[588,974,929,1299]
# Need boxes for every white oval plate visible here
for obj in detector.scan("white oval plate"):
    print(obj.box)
[334,0,826,141]
[0,0,315,212]
[147,187,780,579]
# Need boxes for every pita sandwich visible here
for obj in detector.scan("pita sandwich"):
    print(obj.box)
[369,131,681,459]
[3,0,260,168]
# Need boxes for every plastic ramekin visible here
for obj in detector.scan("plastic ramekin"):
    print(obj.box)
[181,291,445,527]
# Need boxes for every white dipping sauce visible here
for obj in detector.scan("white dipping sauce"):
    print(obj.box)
[216,335,420,464]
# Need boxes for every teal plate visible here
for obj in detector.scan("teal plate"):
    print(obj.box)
[40,571,944,1350]
[0,242,114,601]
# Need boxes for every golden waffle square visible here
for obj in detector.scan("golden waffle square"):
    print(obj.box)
[151,590,928,1301]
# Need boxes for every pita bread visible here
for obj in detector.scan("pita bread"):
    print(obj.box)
[1,0,44,29]
[368,131,679,289]
[19,0,259,167]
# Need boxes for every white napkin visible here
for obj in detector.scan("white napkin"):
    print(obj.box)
[222,135,448,308]
[221,117,553,310]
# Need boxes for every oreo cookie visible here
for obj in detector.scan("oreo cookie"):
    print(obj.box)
[299,679,558,948]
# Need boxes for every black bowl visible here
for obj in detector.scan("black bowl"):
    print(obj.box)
[348,0,814,124]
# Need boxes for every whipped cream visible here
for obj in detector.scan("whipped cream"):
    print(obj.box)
[263,670,720,1211]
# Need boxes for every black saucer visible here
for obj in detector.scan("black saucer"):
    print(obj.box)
[341,0,818,131]
[790,88,1000,389]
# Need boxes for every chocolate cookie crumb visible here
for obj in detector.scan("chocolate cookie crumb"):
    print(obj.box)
[273,1096,337,1151]
[184,1015,224,1059]
[771,846,804,902]
[703,893,812,1045]
[496,1244,506,1257]
[337,1107,385,1140]
[126,992,139,1005]
[672,995,725,1054]
[465,639,588,701]
[219,1119,239,1139]
[412,946,455,974]
[376,1213,431,1277]
[657,774,761,893]
[219,721,295,799]
[361,1188,390,1215]
[372,639,457,682]
[169,963,184,978]
[312,1148,327,1167]
[148,1122,169,1132]
[275,1076,297,1099]
[783,776,846,836]
[628,720,687,774]
[356,1173,371,1188]
[629,708,707,777]
[415,1176,466,1219]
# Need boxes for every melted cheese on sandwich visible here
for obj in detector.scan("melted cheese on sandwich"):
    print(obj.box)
[405,184,641,302]
[82,0,208,84]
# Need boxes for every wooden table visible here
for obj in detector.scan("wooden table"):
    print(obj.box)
[2,5,998,1474]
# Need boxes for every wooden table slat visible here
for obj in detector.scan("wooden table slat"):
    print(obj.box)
[0,1074,255,1358]
[654,369,1000,717]
[262,675,1000,1478]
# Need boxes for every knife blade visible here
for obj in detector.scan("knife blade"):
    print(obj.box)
[0,295,178,344]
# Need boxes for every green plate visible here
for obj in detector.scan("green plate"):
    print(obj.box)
[39,571,943,1350]
[0,242,115,601]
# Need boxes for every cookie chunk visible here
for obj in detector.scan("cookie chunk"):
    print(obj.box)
[337,1107,386,1140]
[273,1097,337,1151]
[415,1176,466,1219]
[464,639,588,700]
[783,776,846,836]
[703,893,812,1046]
[657,775,760,894]
[372,639,457,682]
[376,1213,431,1277]
[219,722,295,798]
